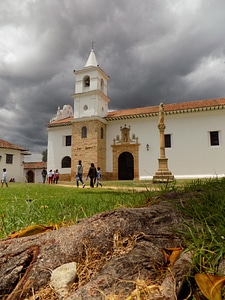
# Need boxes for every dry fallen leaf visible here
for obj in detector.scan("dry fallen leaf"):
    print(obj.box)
[9,224,57,238]
[162,247,183,266]
[195,273,225,300]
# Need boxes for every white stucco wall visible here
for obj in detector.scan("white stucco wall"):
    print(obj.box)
[33,169,44,183]
[163,109,225,178]
[106,108,225,179]
[47,126,72,174]
[24,168,44,183]
[0,149,26,182]
[47,108,225,180]
[73,93,109,119]
[106,116,160,178]
[75,68,108,95]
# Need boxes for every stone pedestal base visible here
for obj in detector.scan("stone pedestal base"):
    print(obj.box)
[153,158,174,183]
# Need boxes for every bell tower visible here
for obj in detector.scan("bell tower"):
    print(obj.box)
[71,47,110,179]
[72,47,110,119]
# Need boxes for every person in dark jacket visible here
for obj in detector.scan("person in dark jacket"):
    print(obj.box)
[41,168,47,184]
[87,163,97,188]
[76,160,85,188]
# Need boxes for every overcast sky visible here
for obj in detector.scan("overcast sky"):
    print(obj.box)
[1,0,225,160]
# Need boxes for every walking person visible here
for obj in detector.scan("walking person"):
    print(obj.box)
[1,168,8,188]
[54,169,59,184]
[87,163,97,188]
[48,169,53,184]
[76,160,85,188]
[53,170,56,183]
[96,167,102,187]
[41,167,47,184]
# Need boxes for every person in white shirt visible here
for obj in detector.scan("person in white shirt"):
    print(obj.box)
[1,168,8,188]
[48,169,53,184]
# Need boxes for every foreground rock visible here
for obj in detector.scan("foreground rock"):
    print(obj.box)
[50,262,77,299]
[0,200,192,299]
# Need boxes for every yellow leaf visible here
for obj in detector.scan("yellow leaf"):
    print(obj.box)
[9,225,55,238]
[162,247,183,266]
[195,273,225,300]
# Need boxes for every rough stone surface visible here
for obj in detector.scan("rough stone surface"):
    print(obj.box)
[50,262,77,299]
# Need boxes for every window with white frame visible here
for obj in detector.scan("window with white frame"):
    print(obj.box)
[65,135,72,146]
[164,134,172,148]
[62,156,71,168]
[210,131,220,146]
[6,154,13,164]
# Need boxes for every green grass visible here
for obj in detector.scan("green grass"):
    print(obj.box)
[1,178,225,277]
[0,182,154,238]
[176,178,225,275]
[1,178,225,298]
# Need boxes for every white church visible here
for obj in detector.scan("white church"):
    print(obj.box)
[46,48,225,181]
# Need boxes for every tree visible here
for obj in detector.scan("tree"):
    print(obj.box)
[42,149,47,162]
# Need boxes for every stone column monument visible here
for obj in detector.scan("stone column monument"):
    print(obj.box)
[153,103,174,182]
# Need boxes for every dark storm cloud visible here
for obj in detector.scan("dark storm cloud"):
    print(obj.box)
[0,0,225,159]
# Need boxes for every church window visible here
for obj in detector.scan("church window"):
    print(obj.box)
[62,156,71,168]
[100,78,104,91]
[100,127,104,139]
[6,154,13,164]
[210,131,219,146]
[82,126,87,138]
[65,135,71,146]
[165,134,171,148]
[83,75,90,87]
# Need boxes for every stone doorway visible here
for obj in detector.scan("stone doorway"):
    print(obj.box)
[112,125,140,180]
[118,152,134,180]
[26,170,34,183]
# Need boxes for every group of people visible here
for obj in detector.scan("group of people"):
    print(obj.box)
[42,161,102,187]
[1,164,101,187]
[76,160,102,188]
[2,163,101,187]
[41,168,59,184]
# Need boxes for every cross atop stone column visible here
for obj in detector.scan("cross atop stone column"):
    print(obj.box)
[153,103,174,183]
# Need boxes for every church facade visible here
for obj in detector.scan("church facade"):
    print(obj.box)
[47,48,225,181]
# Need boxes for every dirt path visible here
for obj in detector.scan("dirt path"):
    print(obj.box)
[57,183,159,191]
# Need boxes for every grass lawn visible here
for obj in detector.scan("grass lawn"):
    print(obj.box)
[1,178,225,274]
[0,181,157,238]
[1,178,225,299]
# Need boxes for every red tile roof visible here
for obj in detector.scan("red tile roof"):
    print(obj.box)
[0,139,29,151]
[46,117,73,127]
[24,161,47,169]
[106,98,225,120]
[46,98,225,125]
